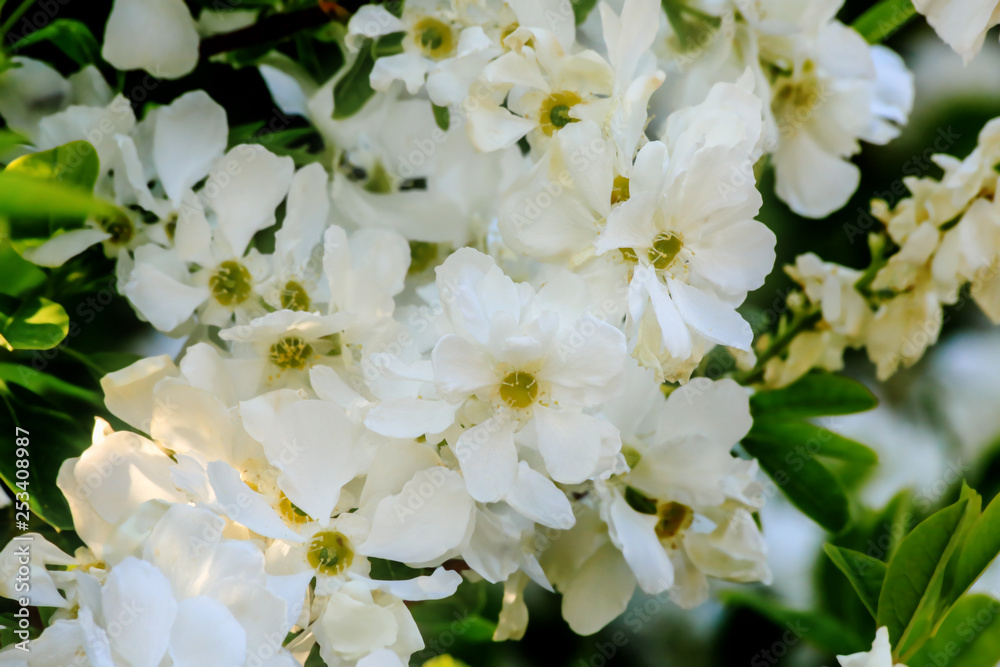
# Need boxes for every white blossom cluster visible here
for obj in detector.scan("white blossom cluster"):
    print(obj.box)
[3,0,997,665]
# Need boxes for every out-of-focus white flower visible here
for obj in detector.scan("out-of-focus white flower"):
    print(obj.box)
[913,0,1000,65]
[838,626,907,667]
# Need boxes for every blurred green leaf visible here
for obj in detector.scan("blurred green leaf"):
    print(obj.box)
[0,128,29,154]
[5,141,99,190]
[823,544,886,619]
[433,104,450,132]
[0,297,69,351]
[906,595,1000,667]
[571,0,599,24]
[852,0,917,44]
[719,590,869,655]
[878,498,969,651]
[12,20,100,66]
[372,31,405,59]
[0,242,45,296]
[750,371,878,419]
[410,579,496,643]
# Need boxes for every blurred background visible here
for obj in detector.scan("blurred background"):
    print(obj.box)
[2,1,1000,665]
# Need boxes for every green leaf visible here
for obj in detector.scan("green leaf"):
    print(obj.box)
[852,0,917,44]
[0,128,29,154]
[0,363,103,410]
[823,544,887,619]
[719,590,869,655]
[332,42,376,120]
[750,371,878,419]
[949,489,1000,607]
[5,140,99,190]
[743,424,851,532]
[12,20,101,66]
[0,242,45,296]
[372,31,405,58]
[410,579,496,643]
[906,595,1000,667]
[570,0,599,24]
[751,417,879,465]
[877,498,970,651]
[0,297,69,351]
[432,104,450,131]
[0,404,89,531]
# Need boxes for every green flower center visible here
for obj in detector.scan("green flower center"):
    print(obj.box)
[414,17,453,59]
[539,91,582,136]
[648,233,682,270]
[363,162,395,194]
[100,212,134,245]
[499,371,538,409]
[655,501,694,540]
[307,530,353,575]
[280,280,311,311]
[269,335,314,370]
[209,260,253,306]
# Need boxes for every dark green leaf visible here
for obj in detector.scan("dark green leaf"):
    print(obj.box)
[906,595,1000,667]
[571,0,599,24]
[751,418,879,465]
[950,489,1000,607]
[0,363,102,410]
[750,371,878,419]
[0,404,89,531]
[0,297,69,351]
[433,104,450,131]
[0,243,46,297]
[743,425,851,532]
[877,498,970,650]
[372,31,406,58]
[624,486,658,515]
[12,20,101,66]
[719,590,869,655]
[332,42,376,120]
[823,544,887,619]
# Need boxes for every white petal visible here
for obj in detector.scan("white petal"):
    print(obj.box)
[533,406,601,484]
[204,145,294,255]
[608,490,673,594]
[561,542,635,636]
[100,355,178,432]
[466,105,536,152]
[102,558,177,667]
[153,90,228,205]
[506,461,575,529]
[359,567,463,601]
[454,414,519,503]
[22,228,111,267]
[432,334,498,400]
[667,278,753,350]
[364,398,459,439]
[207,460,304,542]
[102,0,199,79]
[371,53,429,95]
[360,467,474,563]
[169,597,247,667]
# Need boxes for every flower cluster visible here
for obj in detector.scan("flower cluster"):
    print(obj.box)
[3,0,998,665]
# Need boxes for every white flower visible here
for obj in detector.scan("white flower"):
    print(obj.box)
[913,0,1000,65]
[838,626,907,667]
